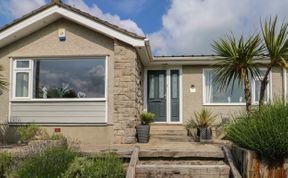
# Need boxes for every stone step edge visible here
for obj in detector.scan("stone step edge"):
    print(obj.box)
[136,164,230,175]
[136,164,230,169]
[150,134,189,137]
[139,149,224,158]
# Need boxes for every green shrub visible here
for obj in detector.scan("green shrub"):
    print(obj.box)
[17,124,50,142]
[50,133,65,140]
[17,124,40,142]
[140,111,155,125]
[62,153,125,178]
[0,152,12,178]
[14,146,78,178]
[226,102,288,161]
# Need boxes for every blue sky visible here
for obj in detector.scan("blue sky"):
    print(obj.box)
[81,0,170,34]
[0,0,288,55]
[0,0,169,33]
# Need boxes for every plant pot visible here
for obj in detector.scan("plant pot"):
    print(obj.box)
[136,125,150,143]
[198,127,212,142]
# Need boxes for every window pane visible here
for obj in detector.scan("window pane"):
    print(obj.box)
[171,71,179,99]
[159,74,165,98]
[149,74,155,99]
[16,61,29,68]
[255,80,260,102]
[205,70,245,103]
[254,79,268,102]
[16,72,29,97]
[34,59,105,99]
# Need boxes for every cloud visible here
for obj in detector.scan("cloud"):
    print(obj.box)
[149,0,288,55]
[0,0,46,19]
[65,0,144,36]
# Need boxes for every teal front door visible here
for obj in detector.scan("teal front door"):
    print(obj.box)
[147,70,167,122]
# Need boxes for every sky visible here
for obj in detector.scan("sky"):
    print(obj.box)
[0,0,288,55]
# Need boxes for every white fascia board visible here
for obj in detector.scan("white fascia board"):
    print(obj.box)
[0,6,59,41]
[0,5,146,48]
[57,8,145,47]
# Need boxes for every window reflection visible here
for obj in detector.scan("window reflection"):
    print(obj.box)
[16,72,29,97]
[159,74,165,98]
[33,59,105,99]
[171,71,179,99]
[149,74,155,99]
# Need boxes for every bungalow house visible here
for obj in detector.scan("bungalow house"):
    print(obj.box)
[0,0,286,144]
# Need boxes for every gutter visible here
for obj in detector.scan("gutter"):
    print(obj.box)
[147,56,271,66]
[144,39,153,63]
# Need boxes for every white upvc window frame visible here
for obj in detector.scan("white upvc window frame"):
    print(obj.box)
[12,59,33,100]
[203,68,272,106]
[12,57,108,102]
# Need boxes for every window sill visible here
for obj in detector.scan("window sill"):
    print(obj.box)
[202,103,260,106]
[8,122,110,126]
[11,98,106,102]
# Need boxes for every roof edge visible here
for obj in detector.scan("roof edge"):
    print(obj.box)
[0,1,145,40]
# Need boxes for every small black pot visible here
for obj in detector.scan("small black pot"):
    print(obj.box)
[197,127,212,141]
[136,125,150,143]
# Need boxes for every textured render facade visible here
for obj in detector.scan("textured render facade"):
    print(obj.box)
[0,1,286,145]
[181,66,284,123]
[0,18,144,144]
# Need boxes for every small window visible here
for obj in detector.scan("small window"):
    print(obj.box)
[16,61,30,68]
[15,72,29,97]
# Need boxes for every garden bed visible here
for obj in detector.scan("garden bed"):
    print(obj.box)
[0,140,127,178]
[230,145,288,178]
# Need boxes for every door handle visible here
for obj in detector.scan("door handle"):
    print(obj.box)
[151,99,161,102]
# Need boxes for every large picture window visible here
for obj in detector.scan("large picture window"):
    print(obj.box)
[203,69,270,104]
[13,58,106,100]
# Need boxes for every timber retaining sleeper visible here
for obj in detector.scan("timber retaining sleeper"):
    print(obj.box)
[135,164,230,178]
[125,146,230,178]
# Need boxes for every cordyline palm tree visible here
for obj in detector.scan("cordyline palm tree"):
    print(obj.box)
[212,34,263,112]
[259,17,288,107]
[0,65,8,90]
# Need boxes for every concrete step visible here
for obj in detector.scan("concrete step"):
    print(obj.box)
[150,124,185,131]
[138,159,226,165]
[149,124,189,144]
[150,130,187,135]
[149,135,192,143]
[136,164,230,178]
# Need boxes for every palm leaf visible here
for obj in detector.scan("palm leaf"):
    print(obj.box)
[261,17,288,67]
[259,17,288,106]
[212,33,263,91]
[211,33,263,112]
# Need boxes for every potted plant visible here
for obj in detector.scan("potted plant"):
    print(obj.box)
[136,111,155,143]
[185,109,216,142]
